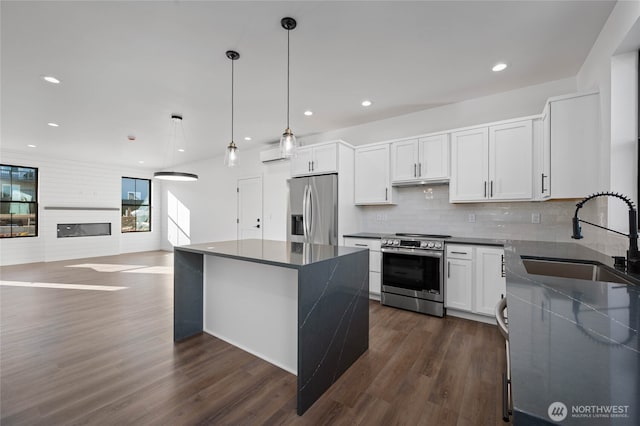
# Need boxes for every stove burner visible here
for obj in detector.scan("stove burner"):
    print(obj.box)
[395,233,451,239]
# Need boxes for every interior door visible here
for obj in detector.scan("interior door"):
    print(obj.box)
[237,176,263,240]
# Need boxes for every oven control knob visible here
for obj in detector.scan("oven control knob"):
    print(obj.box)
[393,239,400,246]
[381,239,387,245]
[427,242,435,248]
[420,241,428,248]
[434,242,442,249]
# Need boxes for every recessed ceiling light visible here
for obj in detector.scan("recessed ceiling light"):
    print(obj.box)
[178,148,185,152]
[304,110,313,116]
[492,63,508,72]
[47,122,59,127]
[244,136,252,141]
[42,76,60,84]
[361,100,372,107]
[27,144,37,148]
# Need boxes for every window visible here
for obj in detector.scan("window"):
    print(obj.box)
[121,177,151,232]
[0,164,38,238]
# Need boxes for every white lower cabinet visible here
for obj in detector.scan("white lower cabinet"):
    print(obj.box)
[474,246,507,316]
[344,237,382,297]
[445,244,505,321]
[445,245,473,311]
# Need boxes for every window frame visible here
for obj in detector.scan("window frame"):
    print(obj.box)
[0,164,39,239]
[121,177,151,233]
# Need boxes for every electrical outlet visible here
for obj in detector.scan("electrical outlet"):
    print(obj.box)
[468,213,476,223]
[376,213,388,221]
[531,212,541,224]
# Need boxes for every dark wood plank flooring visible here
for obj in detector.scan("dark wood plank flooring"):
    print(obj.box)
[1,251,508,425]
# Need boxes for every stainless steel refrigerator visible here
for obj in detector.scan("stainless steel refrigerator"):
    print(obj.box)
[287,174,338,245]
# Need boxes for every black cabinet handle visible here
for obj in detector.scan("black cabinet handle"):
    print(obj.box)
[541,173,548,193]
[355,243,368,247]
[501,254,506,277]
[414,164,417,177]
[419,163,422,176]
[385,187,388,201]
[451,251,467,255]
[484,181,487,197]
[447,261,451,278]
[490,180,494,198]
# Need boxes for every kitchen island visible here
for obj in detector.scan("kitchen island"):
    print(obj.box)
[173,239,369,415]
[506,241,640,425]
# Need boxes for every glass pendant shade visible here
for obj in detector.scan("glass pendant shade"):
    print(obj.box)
[279,127,298,158]
[224,141,238,167]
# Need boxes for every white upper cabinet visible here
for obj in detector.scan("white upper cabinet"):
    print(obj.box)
[419,134,449,180]
[450,120,533,202]
[450,127,489,201]
[390,134,449,184]
[548,92,600,199]
[291,142,338,177]
[488,120,533,200]
[355,144,394,205]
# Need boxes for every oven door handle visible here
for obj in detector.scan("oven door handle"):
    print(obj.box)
[381,247,443,258]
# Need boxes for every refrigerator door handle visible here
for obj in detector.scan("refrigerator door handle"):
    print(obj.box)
[306,184,313,240]
[302,185,309,239]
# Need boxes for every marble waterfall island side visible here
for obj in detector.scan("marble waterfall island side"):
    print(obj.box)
[173,239,369,415]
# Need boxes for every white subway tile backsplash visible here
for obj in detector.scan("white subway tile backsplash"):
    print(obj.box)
[359,186,627,257]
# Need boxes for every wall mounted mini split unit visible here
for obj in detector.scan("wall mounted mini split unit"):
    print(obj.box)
[260,147,290,163]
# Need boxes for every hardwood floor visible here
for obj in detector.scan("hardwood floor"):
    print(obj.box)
[1,251,508,425]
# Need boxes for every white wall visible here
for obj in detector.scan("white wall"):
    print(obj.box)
[576,1,640,233]
[0,151,161,265]
[299,77,576,146]
[159,145,291,251]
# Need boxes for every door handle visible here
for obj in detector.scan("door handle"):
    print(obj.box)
[490,180,494,198]
[302,185,309,239]
[484,181,487,197]
[501,254,506,277]
[541,173,547,193]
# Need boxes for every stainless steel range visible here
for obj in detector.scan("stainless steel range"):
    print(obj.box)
[380,233,450,317]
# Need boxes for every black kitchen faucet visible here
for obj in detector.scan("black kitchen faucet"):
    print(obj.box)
[571,191,640,274]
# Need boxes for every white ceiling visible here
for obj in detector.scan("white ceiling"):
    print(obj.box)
[1,0,616,170]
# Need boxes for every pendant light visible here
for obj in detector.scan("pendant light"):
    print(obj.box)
[279,17,298,158]
[154,114,198,181]
[224,50,240,167]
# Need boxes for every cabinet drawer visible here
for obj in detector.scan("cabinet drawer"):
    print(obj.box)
[446,244,473,260]
[344,238,381,251]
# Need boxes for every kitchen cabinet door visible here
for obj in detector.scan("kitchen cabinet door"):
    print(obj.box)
[488,120,533,200]
[311,143,338,174]
[445,258,473,311]
[291,147,314,176]
[419,134,449,180]
[533,114,551,200]
[549,93,600,199]
[390,139,419,183]
[450,127,489,202]
[355,144,393,204]
[474,246,506,316]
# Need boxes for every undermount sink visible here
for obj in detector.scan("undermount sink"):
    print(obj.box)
[522,258,638,285]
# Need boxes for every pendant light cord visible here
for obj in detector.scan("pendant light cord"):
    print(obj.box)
[286,28,290,129]
[231,57,234,142]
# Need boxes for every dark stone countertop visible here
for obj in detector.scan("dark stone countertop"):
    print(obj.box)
[505,240,640,425]
[343,232,387,239]
[175,239,367,270]
[343,232,505,247]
